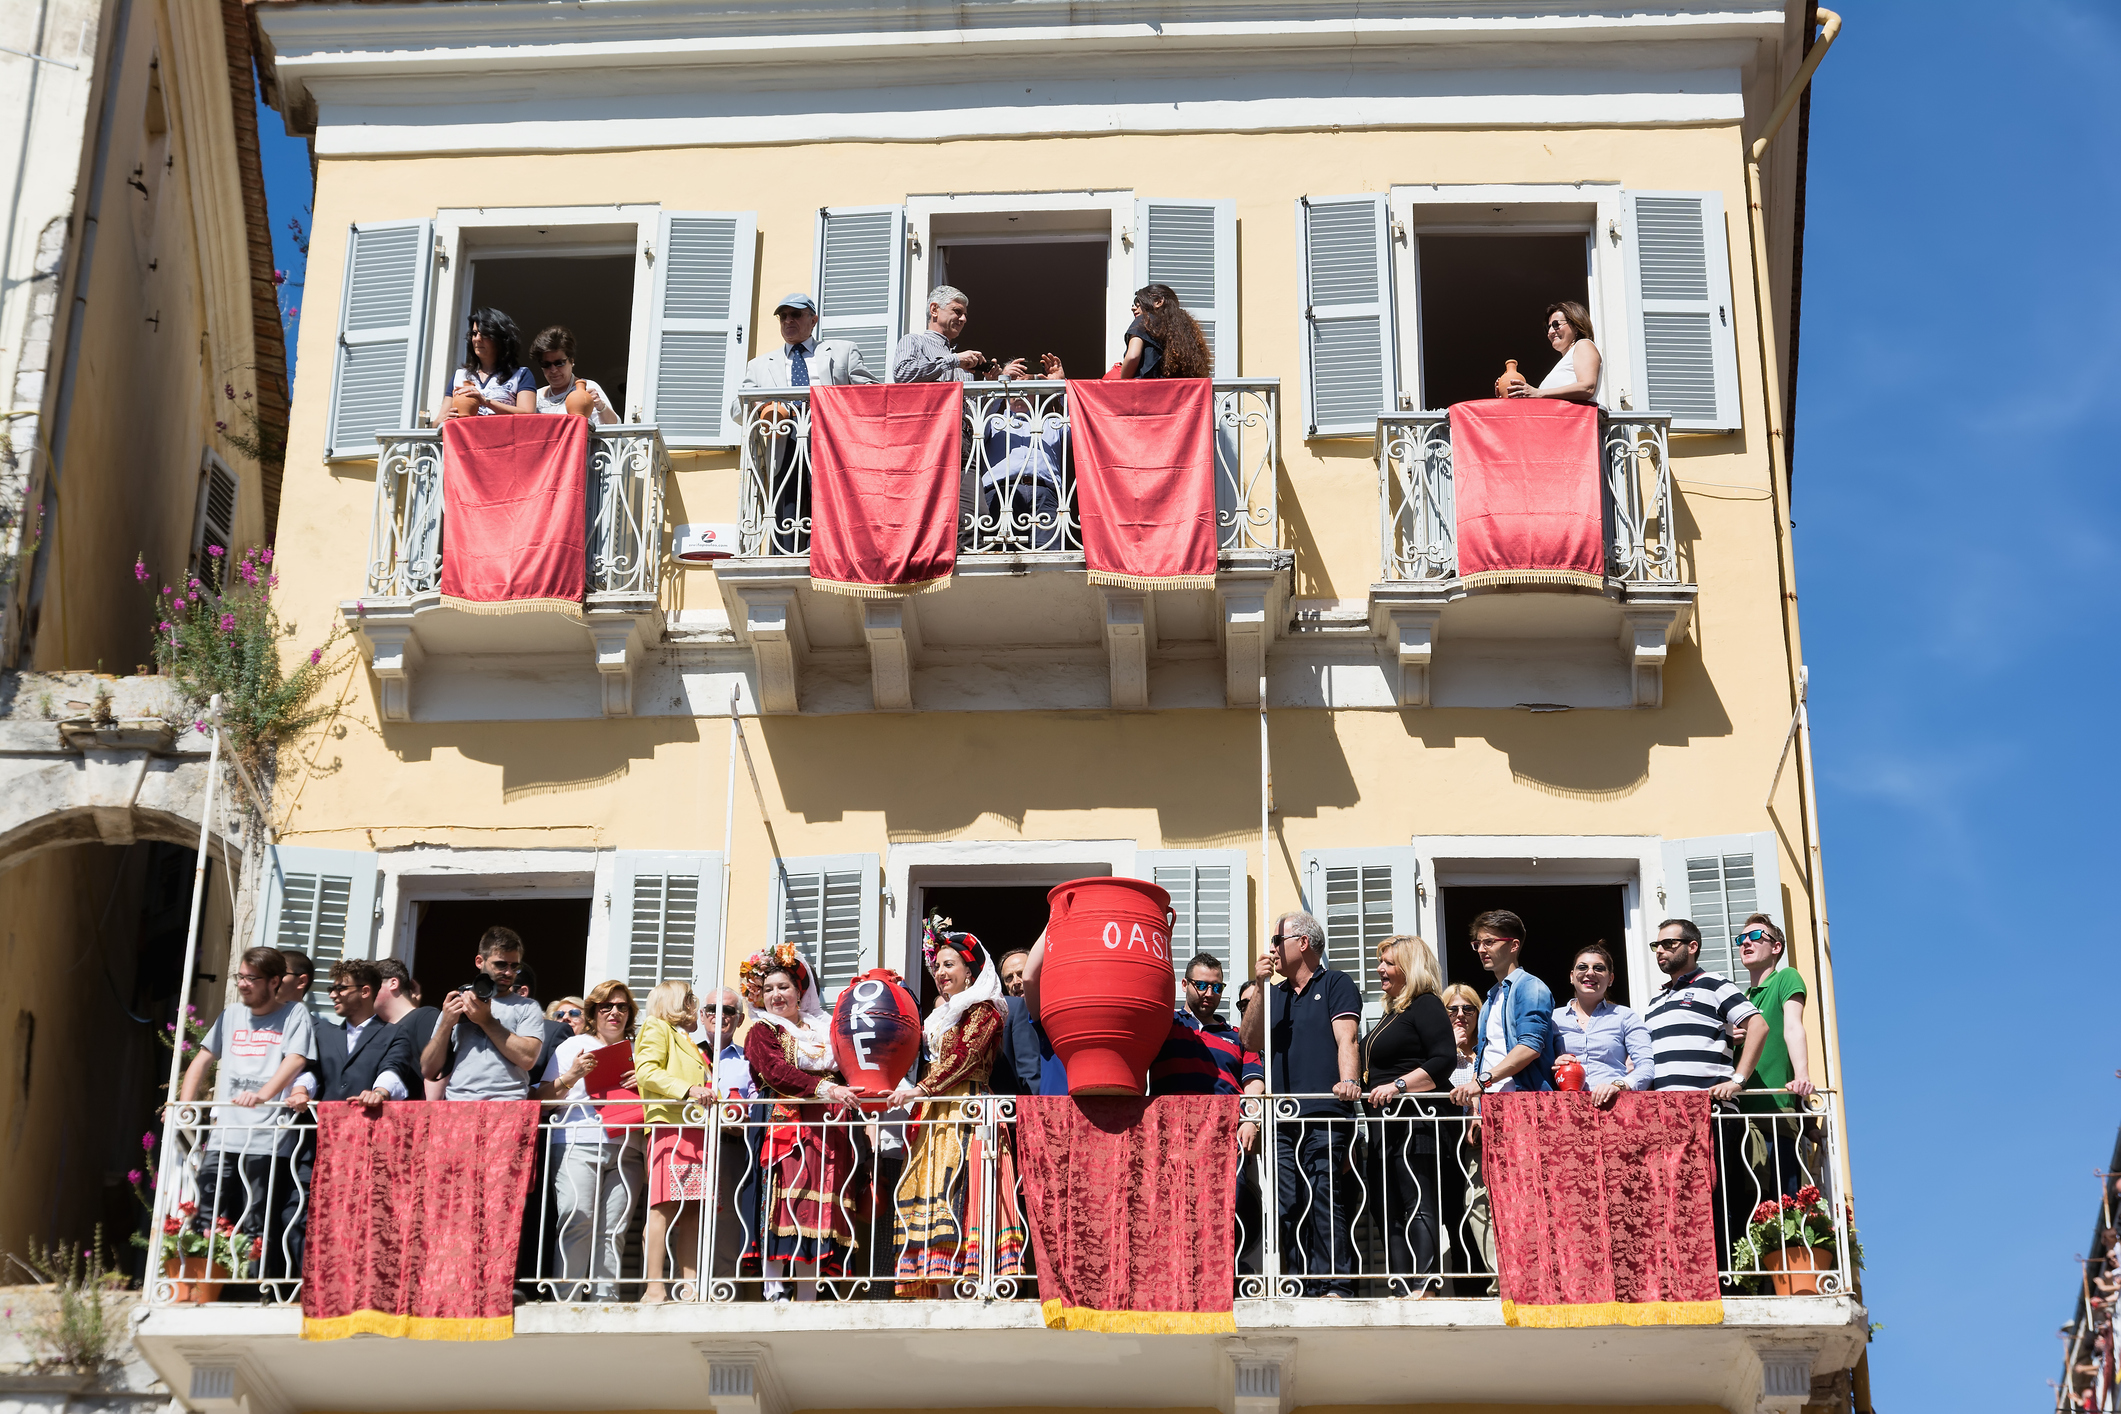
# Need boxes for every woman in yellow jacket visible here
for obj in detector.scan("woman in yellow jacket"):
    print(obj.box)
[634,979,710,1304]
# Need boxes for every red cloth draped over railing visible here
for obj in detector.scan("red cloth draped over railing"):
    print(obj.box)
[1014,1095,1238,1332]
[300,1101,539,1341]
[438,414,589,614]
[808,382,962,597]
[1068,379,1218,590]
[1482,1091,1724,1327]
[1449,398,1604,590]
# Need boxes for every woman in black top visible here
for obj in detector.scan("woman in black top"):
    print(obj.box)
[1361,933,1459,1295]
[1120,283,1212,379]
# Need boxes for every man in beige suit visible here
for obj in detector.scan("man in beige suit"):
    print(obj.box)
[733,293,878,553]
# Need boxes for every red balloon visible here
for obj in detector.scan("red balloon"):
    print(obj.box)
[1554,1058,1587,1093]
[831,969,921,1103]
[1038,876,1175,1097]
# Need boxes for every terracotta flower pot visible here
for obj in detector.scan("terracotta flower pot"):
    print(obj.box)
[1758,1244,1831,1295]
[1038,877,1175,1096]
[1493,359,1527,398]
[163,1254,233,1304]
[831,969,922,1102]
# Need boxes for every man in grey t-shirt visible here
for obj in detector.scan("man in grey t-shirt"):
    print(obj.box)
[420,926,544,1100]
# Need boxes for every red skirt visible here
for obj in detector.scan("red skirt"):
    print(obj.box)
[648,1125,710,1206]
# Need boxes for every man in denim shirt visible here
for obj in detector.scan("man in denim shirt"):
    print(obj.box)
[1449,910,1558,1106]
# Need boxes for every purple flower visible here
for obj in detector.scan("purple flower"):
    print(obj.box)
[206,544,224,558]
[193,720,207,733]
[170,597,184,612]
[134,555,148,582]
[309,648,321,665]
[219,614,235,632]
[354,600,366,616]
[260,547,274,564]
[273,270,286,285]
[215,420,227,432]
[157,621,171,634]
[142,1131,156,1150]
[127,1169,143,1185]
[224,383,236,401]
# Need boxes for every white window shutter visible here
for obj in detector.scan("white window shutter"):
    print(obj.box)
[1300,847,1420,1020]
[645,211,756,449]
[1138,848,1246,988]
[190,451,239,588]
[326,219,434,460]
[610,851,724,997]
[1136,199,1237,375]
[1623,191,1741,431]
[813,206,906,381]
[258,846,380,1017]
[771,853,880,1003]
[1659,832,1785,982]
[1296,195,1396,438]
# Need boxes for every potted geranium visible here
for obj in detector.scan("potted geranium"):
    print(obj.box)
[128,1133,252,1303]
[1729,1184,1862,1294]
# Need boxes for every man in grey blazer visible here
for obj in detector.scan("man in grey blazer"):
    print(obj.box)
[734,293,878,554]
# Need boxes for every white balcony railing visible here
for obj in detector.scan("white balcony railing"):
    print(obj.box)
[144,1090,1847,1308]
[737,380,1280,560]
[364,425,670,602]
[1378,412,1681,586]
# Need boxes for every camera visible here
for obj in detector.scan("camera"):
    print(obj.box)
[459,973,498,1002]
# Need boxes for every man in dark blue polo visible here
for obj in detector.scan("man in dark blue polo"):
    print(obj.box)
[1240,910,1363,1296]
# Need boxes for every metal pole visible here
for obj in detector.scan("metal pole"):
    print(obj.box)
[696,690,742,1299]
[1257,669,1278,1293]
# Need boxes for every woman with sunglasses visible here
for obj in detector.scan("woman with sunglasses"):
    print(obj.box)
[635,979,715,1304]
[445,307,536,418]
[530,326,620,424]
[1359,934,1458,1295]
[547,996,587,1036]
[1551,942,1653,1108]
[1504,300,1602,404]
[537,979,644,1301]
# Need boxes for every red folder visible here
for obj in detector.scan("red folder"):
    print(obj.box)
[583,1042,642,1139]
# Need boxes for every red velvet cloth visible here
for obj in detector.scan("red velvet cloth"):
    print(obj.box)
[807,382,961,596]
[1067,379,1218,590]
[1448,398,1604,590]
[438,414,589,613]
[300,1100,539,1340]
[1014,1095,1239,1331]
[1481,1091,1724,1326]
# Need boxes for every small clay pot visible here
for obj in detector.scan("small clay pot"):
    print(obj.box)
[564,383,596,418]
[1493,359,1526,398]
[448,389,484,419]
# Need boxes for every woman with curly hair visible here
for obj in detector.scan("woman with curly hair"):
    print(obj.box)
[885,924,1026,1297]
[1121,283,1213,380]
[446,307,536,419]
[743,950,861,1300]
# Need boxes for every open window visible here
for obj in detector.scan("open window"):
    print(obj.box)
[1414,230,1594,411]
[930,211,1111,378]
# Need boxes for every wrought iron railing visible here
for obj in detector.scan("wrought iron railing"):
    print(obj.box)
[363,426,669,601]
[736,380,1280,559]
[1378,412,1680,585]
[145,1088,1845,1307]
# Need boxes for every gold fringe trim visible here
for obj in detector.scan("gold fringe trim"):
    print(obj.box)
[1501,1298,1724,1328]
[1458,569,1606,591]
[437,594,584,619]
[1039,1299,1238,1334]
[301,1310,515,1342]
[1085,569,1219,592]
[809,573,952,599]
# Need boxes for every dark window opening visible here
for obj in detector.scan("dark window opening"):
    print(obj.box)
[466,254,636,417]
[412,897,593,1010]
[1441,883,1629,1009]
[1417,233,1591,411]
[915,884,1052,1015]
[933,240,1107,382]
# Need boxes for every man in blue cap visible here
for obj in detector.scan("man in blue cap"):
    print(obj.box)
[733,294,879,553]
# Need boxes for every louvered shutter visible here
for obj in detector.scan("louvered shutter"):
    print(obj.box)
[191,452,238,588]
[1659,832,1785,982]
[771,853,880,1003]
[1138,848,1246,988]
[258,847,380,1017]
[645,211,756,448]
[326,219,433,460]
[1136,199,1237,375]
[812,207,905,380]
[610,851,724,996]
[1623,191,1740,431]
[1300,847,1420,1020]
[1296,195,1396,438]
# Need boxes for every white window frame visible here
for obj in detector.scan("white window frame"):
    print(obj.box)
[882,840,1139,980]
[373,848,605,996]
[1404,834,1662,1007]
[905,191,1136,372]
[1387,183,1632,415]
[424,205,662,426]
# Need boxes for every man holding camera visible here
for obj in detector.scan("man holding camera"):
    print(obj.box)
[419,926,545,1100]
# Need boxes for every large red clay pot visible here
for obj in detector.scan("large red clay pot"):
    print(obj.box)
[1039,876,1175,1096]
[831,969,922,1103]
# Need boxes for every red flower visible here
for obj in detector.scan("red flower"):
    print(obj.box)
[161,1218,180,1235]
[1794,1184,1822,1207]
[1779,1194,1799,1210]
[1751,1201,1781,1225]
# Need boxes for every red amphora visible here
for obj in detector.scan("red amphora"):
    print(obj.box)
[1039,876,1175,1096]
[831,969,922,1105]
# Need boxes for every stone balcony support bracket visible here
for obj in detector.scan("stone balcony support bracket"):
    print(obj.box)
[1751,1342,1822,1414]
[861,599,922,712]
[735,587,808,715]
[1223,1336,1296,1414]
[585,613,645,719]
[1100,588,1154,709]
[1387,608,1442,708]
[172,1347,289,1414]
[1219,587,1268,708]
[697,1343,788,1414]
[350,610,423,723]
[1620,589,1697,710]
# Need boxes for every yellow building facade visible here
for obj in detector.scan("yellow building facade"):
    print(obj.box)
[119,2,1865,1412]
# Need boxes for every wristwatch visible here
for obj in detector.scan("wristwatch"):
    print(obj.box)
[1476,1072,1494,1089]
[1393,1076,1409,1094]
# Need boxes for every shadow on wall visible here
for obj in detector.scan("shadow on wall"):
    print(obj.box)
[1401,633,1732,797]
[1285,442,1379,601]
[386,717,704,800]
[761,708,1362,839]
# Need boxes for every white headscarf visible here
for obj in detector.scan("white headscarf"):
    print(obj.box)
[753,961,836,1072]
[922,934,1004,1051]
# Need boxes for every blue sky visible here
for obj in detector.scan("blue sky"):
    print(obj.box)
[247,5,2118,1405]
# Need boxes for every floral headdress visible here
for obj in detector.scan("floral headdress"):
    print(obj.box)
[739,943,811,997]
[921,916,983,976]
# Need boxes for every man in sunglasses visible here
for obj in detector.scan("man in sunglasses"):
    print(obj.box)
[1150,954,1264,1099]
[1737,914,1816,1198]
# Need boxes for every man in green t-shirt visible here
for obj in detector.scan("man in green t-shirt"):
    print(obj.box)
[1738,913,1817,1197]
